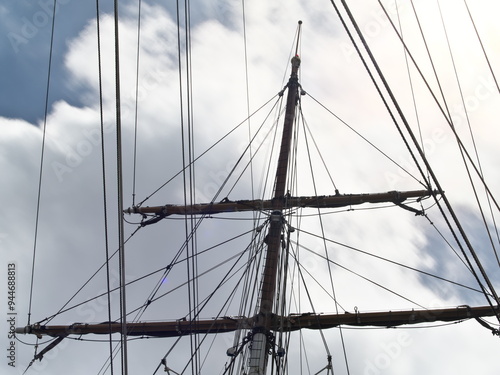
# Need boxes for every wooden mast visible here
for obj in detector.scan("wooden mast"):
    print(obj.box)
[247,46,302,375]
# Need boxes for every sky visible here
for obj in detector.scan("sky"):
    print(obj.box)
[1,0,500,374]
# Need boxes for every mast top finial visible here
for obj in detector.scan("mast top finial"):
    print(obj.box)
[295,21,302,56]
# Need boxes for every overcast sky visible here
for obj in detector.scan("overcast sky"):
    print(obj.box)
[2,1,500,374]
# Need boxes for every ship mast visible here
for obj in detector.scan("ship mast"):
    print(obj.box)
[247,24,302,374]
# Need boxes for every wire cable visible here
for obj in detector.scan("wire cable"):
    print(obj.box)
[435,0,499,267]
[394,1,430,187]
[375,0,500,318]
[95,0,114,373]
[293,239,427,309]
[299,107,349,373]
[331,0,500,316]
[297,227,486,296]
[376,0,500,216]
[307,93,426,188]
[27,0,58,328]
[463,0,500,95]
[111,1,129,371]
[135,94,278,207]
[131,0,143,207]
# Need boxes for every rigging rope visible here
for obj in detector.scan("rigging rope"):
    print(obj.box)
[288,244,344,363]
[306,93,426,188]
[225,105,284,198]
[152,231,264,375]
[300,110,338,192]
[394,2,430,187]
[111,0,129,372]
[434,0,500,267]
[329,0,500,318]
[135,94,278,207]
[299,105,349,373]
[95,0,114,373]
[131,0,143,207]
[375,0,500,320]
[36,226,140,326]
[241,0,256,208]
[463,0,500,95]
[298,227,488,296]
[376,0,500,216]
[409,0,499,263]
[334,0,433,191]
[409,0,454,125]
[292,239,427,309]
[179,0,202,370]
[28,0,57,328]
